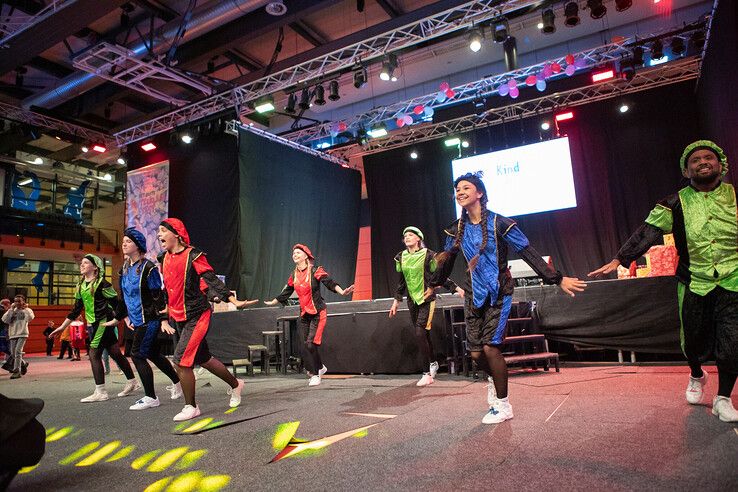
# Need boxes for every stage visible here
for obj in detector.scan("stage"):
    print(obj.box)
[3,356,737,491]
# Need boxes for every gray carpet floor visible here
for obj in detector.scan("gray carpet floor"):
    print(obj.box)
[2,355,737,491]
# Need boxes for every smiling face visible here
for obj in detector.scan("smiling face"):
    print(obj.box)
[403,231,422,250]
[79,258,97,277]
[121,235,139,257]
[157,225,180,252]
[683,148,722,185]
[455,179,484,209]
[292,248,309,265]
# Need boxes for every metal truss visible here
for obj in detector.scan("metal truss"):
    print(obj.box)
[0,0,69,46]
[326,56,701,160]
[0,101,116,148]
[113,0,540,146]
[225,120,349,167]
[73,42,213,107]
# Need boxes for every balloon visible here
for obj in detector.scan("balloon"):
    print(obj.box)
[498,83,510,96]
[509,86,519,98]
[403,114,413,125]
[565,54,575,65]
[330,130,338,138]
[565,64,576,76]
[525,75,537,86]
[396,117,405,128]
[423,106,434,117]
[436,91,447,103]
[507,78,517,88]
[445,89,455,99]
[440,81,450,91]
[413,105,424,115]
[574,58,587,69]
[537,71,546,81]
[551,62,562,73]
[543,65,553,78]
[536,79,547,92]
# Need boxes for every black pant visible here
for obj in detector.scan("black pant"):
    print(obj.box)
[58,341,73,359]
[45,338,54,356]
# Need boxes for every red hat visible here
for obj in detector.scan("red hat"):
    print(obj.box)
[160,218,190,245]
[292,243,314,260]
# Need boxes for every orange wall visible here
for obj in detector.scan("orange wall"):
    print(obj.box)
[16,305,73,354]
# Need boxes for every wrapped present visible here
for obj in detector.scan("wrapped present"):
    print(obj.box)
[617,265,632,279]
[663,233,675,247]
[647,245,678,276]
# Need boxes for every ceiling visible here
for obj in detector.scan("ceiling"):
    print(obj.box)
[0,0,716,165]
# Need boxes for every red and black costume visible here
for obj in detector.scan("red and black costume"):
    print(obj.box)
[158,218,231,368]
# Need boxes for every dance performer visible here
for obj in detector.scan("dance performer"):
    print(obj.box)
[389,226,463,386]
[158,218,257,421]
[264,244,354,386]
[48,254,140,402]
[102,228,183,410]
[436,172,586,424]
[589,140,738,422]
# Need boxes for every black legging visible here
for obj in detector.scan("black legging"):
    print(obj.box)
[90,344,134,385]
[304,342,323,374]
[408,301,435,366]
[132,354,179,398]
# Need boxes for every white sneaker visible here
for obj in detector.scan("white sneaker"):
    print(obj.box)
[118,379,141,397]
[196,367,206,376]
[686,371,708,404]
[429,361,439,378]
[318,365,328,377]
[227,379,245,408]
[416,373,434,387]
[482,400,514,424]
[308,375,322,386]
[130,396,160,410]
[167,383,183,400]
[487,376,497,407]
[81,389,109,403]
[712,396,738,422]
[173,404,201,422]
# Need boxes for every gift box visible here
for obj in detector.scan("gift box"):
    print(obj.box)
[646,245,678,276]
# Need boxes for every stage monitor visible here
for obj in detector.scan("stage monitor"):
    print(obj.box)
[451,137,577,217]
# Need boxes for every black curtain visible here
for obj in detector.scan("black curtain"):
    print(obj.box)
[237,128,362,301]
[365,82,700,298]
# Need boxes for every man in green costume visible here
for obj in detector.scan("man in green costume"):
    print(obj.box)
[590,140,738,423]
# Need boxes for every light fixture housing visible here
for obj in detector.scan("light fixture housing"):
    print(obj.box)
[444,137,461,147]
[298,89,310,110]
[492,17,509,43]
[587,0,607,19]
[314,85,326,105]
[564,2,580,27]
[615,0,632,11]
[285,93,297,114]
[468,27,483,52]
[328,80,340,101]
[92,145,106,153]
[541,9,556,34]
[367,124,388,139]
[353,65,368,88]
[379,53,398,81]
[141,142,157,151]
[254,95,276,113]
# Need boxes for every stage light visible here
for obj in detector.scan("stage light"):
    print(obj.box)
[285,93,296,114]
[503,36,517,71]
[541,121,551,131]
[632,46,644,66]
[32,157,43,164]
[92,145,106,153]
[379,53,398,81]
[564,2,580,27]
[444,137,460,147]
[314,85,326,105]
[298,89,310,110]
[650,40,665,61]
[461,140,470,148]
[367,124,388,139]
[690,30,705,51]
[619,103,629,113]
[19,178,33,186]
[255,95,275,113]
[81,145,89,153]
[587,0,607,19]
[537,22,544,29]
[316,142,331,149]
[541,9,556,34]
[328,80,340,101]
[141,142,157,152]
[181,133,193,144]
[555,111,574,122]
[492,17,509,43]
[621,61,636,81]
[103,173,112,181]
[671,37,685,56]
[468,27,483,52]
[353,65,368,88]
[615,0,632,11]
[591,68,615,83]
[410,150,418,159]
[649,55,669,66]
[117,157,126,165]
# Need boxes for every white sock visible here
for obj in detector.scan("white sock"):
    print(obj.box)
[95,384,105,391]
[497,396,509,404]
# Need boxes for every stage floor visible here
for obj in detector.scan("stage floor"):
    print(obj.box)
[2,356,737,491]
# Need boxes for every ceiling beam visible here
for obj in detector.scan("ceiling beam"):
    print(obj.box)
[223,50,264,72]
[27,57,74,79]
[288,20,327,47]
[375,0,402,18]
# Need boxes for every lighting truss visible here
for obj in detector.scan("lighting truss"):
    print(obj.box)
[0,0,70,47]
[325,56,701,160]
[225,120,349,168]
[0,101,116,148]
[72,42,213,107]
[113,0,540,146]
[284,22,708,145]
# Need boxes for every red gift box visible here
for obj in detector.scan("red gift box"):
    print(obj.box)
[647,245,678,276]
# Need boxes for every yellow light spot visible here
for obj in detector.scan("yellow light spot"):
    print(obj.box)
[132,450,162,470]
[147,447,190,472]
[173,423,187,432]
[203,420,224,430]
[76,441,121,466]
[106,445,136,462]
[164,471,204,492]
[353,429,368,438]
[181,418,214,433]
[144,476,173,492]
[175,450,207,470]
[46,426,75,442]
[59,442,100,465]
[197,474,231,491]
[45,427,57,436]
[224,408,238,415]
[272,422,300,450]
[18,464,39,474]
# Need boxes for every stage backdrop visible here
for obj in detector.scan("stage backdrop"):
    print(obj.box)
[365,82,700,299]
[237,128,362,302]
[126,160,169,261]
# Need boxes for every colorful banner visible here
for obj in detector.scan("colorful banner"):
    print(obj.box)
[126,161,169,261]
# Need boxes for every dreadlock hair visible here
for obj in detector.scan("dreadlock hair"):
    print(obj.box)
[448,172,489,271]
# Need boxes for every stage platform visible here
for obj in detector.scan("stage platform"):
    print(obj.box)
[2,355,736,491]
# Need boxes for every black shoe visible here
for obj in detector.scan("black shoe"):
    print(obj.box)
[58,356,64,359]
[1,362,10,372]
[21,361,28,375]
[10,371,21,379]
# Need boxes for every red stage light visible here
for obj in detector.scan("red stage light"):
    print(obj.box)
[141,142,157,152]
[591,69,615,83]
[555,111,574,122]
[92,145,107,153]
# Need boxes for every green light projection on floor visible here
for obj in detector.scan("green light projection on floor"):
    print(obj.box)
[143,471,230,492]
[147,447,191,472]
[59,442,100,465]
[46,426,75,442]
[132,450,164,470]
[76,440,122,466]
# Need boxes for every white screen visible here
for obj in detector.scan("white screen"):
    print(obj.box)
[451,137,577,218]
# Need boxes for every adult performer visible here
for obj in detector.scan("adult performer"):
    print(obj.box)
[389,226,464,386]
[103,228,183,410]
[436,172,586,424]
[158,218,257,421]
[264,244,354,386]
[589,140,738,422]
[48,254,140,402]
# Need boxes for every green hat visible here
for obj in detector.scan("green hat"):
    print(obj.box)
[402,226,424,240]
[84,254,105,278]
[680,140,728,176]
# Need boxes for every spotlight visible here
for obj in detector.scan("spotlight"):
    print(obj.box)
[492,18,509,43]
[619,103,629,113]
[621,60,636,81]
[410,150,418,159]
[367,124,388,139]
[541,121,551,131]
[564,2,580,27]
[181,132,193,144]
[328,80,340,101]
[314,85,326,105]
[555,111,574,122]
[468,27,483,52]
[461,140,470,148]
[285,93,297,114]
[117,157,126,165]
[537,22,544,29]
[141,142,157,152]
[254,95,275,113]
[632,46,644,66]
[615,0,632,11]
[444,137,460,147]
[503,36,517,71]
[587,0,607,19]
[298,89,310,110]
[379,53,398,81]
[353,65,367,88]
[591,68,615,83]
[32,158,43,165]
[541,9,556,34]
[690,30,705,51]
[671,37,686,56]
[103,173,112,181]
[81,145,89,153]
[650,39,665,60]
[92,144,106,153]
